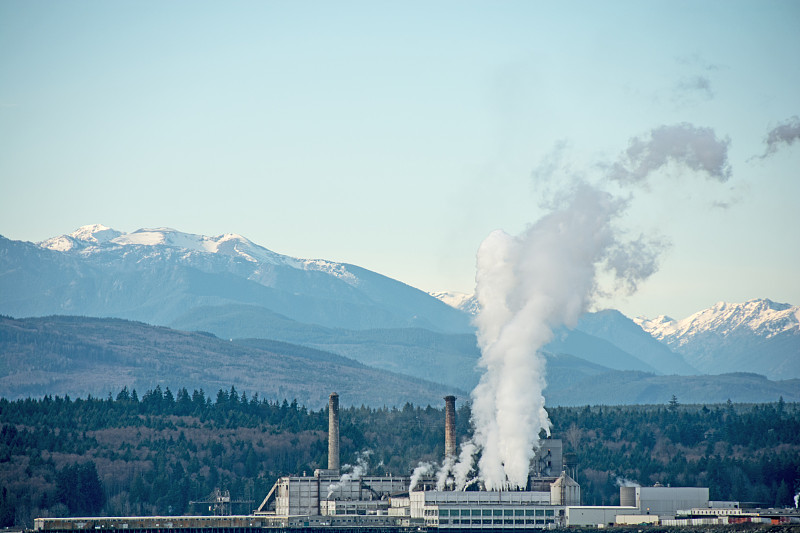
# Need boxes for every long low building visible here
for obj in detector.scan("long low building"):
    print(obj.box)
[34,515,290,532]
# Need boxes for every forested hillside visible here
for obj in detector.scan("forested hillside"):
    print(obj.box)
[0,315,458,407]
[1,390,798,528]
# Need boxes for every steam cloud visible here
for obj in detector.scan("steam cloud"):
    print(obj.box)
[608,123,731,185]
[761,116,800,157]
[327,450,371,498]
[675,75,714,102]
[616,476,641,488]
[467,184,638,490]
[438,441,478,490]
[447,122,732,491]
[409,461,434,492]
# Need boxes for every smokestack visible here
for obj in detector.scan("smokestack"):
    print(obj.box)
[328,392,340,471]
[444,395,457,459]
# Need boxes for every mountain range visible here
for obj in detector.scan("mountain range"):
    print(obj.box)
[635,299,800,380]
[0,314,456,408]
[1,224,798,406]
[3,224,471,333]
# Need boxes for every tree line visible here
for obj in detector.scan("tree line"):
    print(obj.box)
[0,388,798,528]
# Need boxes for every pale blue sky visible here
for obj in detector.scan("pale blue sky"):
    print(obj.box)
[1,1,798,319]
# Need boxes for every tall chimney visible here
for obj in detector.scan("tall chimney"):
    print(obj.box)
[444,395,457,459]
[328,392,340,471]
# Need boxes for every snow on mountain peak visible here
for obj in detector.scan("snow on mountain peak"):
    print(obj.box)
[109,227,292,265]
[36,225,364,284]
[71,224,122,243]
[39,224,123,251]
[635,298,799,342]
[430,291,479,315]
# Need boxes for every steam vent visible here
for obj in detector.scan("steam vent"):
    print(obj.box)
[328,392,339,471]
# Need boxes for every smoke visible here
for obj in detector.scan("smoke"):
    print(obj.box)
[327,450,372,498]
[676,75,714,100]
[436,441,476,490]
[616,477,641,488]
[451,122,732,491]
[608,123,731,185]
[761,116,800,158]
[604,234,669,295]
[409,461,434,492]
[435,456,454,490]
[466,183,643,490]
[795,491,799,509]
[436,440,479,490]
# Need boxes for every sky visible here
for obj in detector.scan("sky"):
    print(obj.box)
[1,1,798,320]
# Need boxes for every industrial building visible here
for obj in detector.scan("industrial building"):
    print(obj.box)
[35,391,769,533]
[250,393,579,529]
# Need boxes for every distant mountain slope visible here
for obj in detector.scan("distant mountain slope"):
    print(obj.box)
[171,303,482,391]
[545,370,800,406]
[5,226,798,404]
[0,315,461,408]
[576,309,697,375]
[3,315,796,407]
[170,303,792,405]
[0,226,472,333]
[170,303,674,390]
[635,299,800,379]
[546,327,659,373]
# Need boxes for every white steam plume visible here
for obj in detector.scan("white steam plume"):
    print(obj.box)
[436,456,454,490]
[409,461,434,492]
[438,441,478,490]
[454,122,731,491]
[327,450,372,498]
[608,123,731,185]
[467,183,631,490]
[616,476,641,488]
[761,115,800,158]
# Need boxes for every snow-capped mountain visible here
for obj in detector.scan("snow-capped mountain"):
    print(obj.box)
[635,299,800,379]
[0,225,473,334]
[576,309,698,375]
[39,224,352,279]
[429,291,479,316]
[39,223,124,250]
[3,227,799,403]
[429,292,696,375]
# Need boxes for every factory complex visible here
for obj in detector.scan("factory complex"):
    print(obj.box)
[35,393,799,532]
